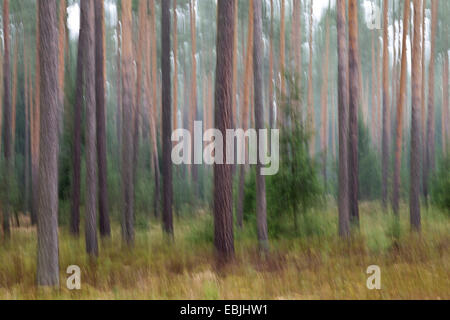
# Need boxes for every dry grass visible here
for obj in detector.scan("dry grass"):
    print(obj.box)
[0,202,448,300]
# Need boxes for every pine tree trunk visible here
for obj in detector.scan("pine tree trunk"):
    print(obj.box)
[410,0,423,231]
[236,0,253,229]
[253,0,268,253]
[424,0,438,201]
[82,0,99,256]
[95,0,110,238]
[121,0,135,246]
[381,0,390,209]
[173,0,178,130]
[214,0,235,262]
[307,0,314,155]
[58,0,66,135]
[162,0,173,237]
[321,14,330,193]
[2,0,12,238]
[336,0,350,237]
[348,0,360,227]
[268,0,274,129]
[37,0,60,287]
[392,0,410,215]
[443,54,449,154]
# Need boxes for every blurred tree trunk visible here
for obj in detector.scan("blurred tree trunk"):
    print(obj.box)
[381,0,390,209]
[31,2,41,226]
[116,20,122,154]
[37,0,60,287]
[336,0,350,237]
[307,0,314,155]
[82,0,99,257]
[189,0,198,190]
[214,0,235,262]
[424,0,438,202]
[236,0,253,229]
[268,0,274,129]
[231,0,238,129]
[146,1,160,219]
[2,0,12,238]
[421,1,426,195]
[162,0,173,237]
[121,0,135,246]
[95,0,110,237]
[280,0,285,107]
[410,0,423,231]
[443,54,449,154]
[24,45,30,216]
[173,0,178,130]
[348,0,360,227]
[11,36,18,161]
[253,0,268,253]
[71,0,87,236]
[321,13,330,193]
[393,0,410,215]
[58,0,66,135]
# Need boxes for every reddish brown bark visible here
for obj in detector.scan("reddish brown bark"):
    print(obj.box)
[214,0,235,262]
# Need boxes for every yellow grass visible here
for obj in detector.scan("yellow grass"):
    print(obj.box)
[0,202,448,300]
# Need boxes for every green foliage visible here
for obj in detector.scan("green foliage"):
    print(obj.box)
[358,119,381,201]
[431,154,450,214]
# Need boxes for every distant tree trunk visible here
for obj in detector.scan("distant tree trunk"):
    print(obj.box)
[0,45,2,157]
[307,0,314,155]
[268,0,274,128]
[236,0,253,229]
[421,2,426,196]
[424,0,438,201]
[162,0,173,237]
[231,0,238,129]
[321,14,330,193]
[11,35,18,161]
[214,0,235,262]
[443,54,449,154]
[392,0,410,215]
[71,1,86,236]
[24,45,30,216]
[2,0,12,238]
[95,0,110,238]
[121,0,135,246]
[348,0,360,227]
[381,0,390,209]
[293,0,302,115]
[253,0,268,253]
[31,3,41,226]
[37,0,60,287]
[410,0,423,231]
[150,0,158,140]
[280,0,286,106]
[189,0,198,189]
[116,21,122,152]
[173,0,178,130]
[336,0,350,237]
[58,0,66,135]
[145,1,160,219]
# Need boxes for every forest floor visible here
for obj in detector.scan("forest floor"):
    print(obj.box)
[0,202,448,299]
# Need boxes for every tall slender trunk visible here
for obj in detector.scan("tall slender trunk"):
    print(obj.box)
[392,0,410,215]
[280,0,286,103]
[424,0,438,201]
[348,0,360,227]
[82,0,98,257]
[24,45,30,216]
[253,0,268,253]
[214,0,235,262]
[121,0,135,246]
[71,0,86,236]
[336,0,350,237]
[268,0,274,128]
[37,0,60,287]
[381,0,390,209]
[321,14,330,193]
[410,0,423,231]
[162,0,173,237]
[116,21,122,152]
[11,35,18,161]
[173,0,178,130]
[189,0,198,189]
[307,0,314,155]
[58,0,66,135]
[31,2,41,226]
[95,0,110,237]
[443,54,449,154]
[231,0,238,129]
[421,1,426,196]
[2,0,12,238]
[236,0,253,229]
